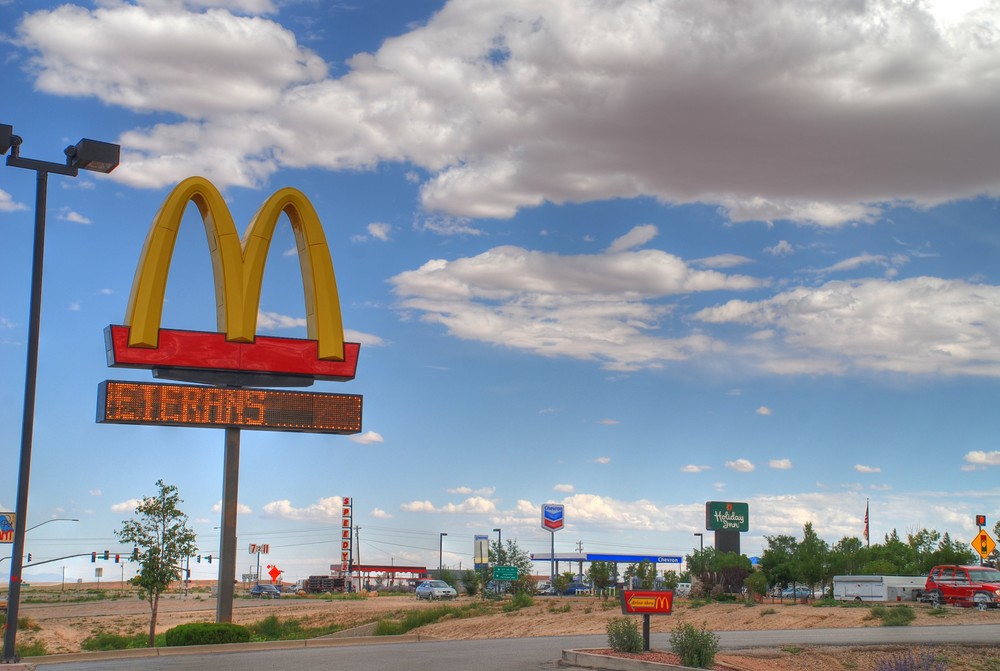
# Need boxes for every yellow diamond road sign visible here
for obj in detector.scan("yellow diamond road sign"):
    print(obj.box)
[972,529,996,559]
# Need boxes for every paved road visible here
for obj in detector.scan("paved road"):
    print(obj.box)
[34,625,1000,670]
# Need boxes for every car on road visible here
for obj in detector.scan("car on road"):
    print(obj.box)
[924,565,1000,610]
[535,581,553,595]
[558,581,592,596]
[781,586,812,599]
[249,584,281,599]
[415,579,458,600]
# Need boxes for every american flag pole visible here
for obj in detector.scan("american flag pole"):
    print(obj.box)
[863,499,870,549]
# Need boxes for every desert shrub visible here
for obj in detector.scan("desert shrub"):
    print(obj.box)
[461,570,480,597]
[14,640,47,658]
[163,622,251,647]
[81,631,148,651]
[669,622,719,669]
[606,616,643,653]
[502,592,533,612]
[869,605,916,627]
[874,651,947,671]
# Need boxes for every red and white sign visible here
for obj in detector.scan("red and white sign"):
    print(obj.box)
[620,590,674,615]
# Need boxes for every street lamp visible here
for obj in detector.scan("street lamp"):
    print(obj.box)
[0,124,119,663]
[26,518,80,533]
[438,532,448,573]
[493,528,501,546]
[694,532,704,575]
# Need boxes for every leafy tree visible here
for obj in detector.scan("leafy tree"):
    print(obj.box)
[759,535,797,590]
[623,560,659,590]
[553,571,574,594]
[586,561,616,600]
[745,569,768,599]
[828,536,867,576]
[795,523,829,590]
[461,569,480,596]
[489,539,536,595]
[116,480,197,647]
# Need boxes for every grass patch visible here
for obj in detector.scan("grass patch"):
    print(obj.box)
[501,592,533,613]
[247,614,344,641]
[927,606,948,617]
[867,604,916,627]
[374,602,491,636]
[760,607,777,616]
[547,603,571,613]
[781,645,803,654]
[81,631,149,651]
[14,639,47,658]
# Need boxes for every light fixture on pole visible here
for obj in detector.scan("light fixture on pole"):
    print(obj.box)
[693,532,704,575]
[0,124,119,663]
[438,532,448,572]
[493,528,501,546]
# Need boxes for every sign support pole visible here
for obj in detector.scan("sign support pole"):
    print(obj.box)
[216,427,240,622]
[642,614,651,651]
[550,530,555,584]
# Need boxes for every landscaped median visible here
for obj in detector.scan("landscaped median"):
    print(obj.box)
[561,648,738,671]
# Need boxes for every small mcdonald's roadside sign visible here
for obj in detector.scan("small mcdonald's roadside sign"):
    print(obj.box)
[620,590,673,615]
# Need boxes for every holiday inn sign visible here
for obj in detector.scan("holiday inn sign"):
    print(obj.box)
[705,501,749,533]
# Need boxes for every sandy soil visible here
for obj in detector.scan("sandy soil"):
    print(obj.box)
[11,585,1000,670]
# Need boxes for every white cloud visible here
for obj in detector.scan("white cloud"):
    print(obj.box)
[855,464,882,473]
[591,457,611,465]
[765,240,795,257]
[756,406,772,416]
[69,301,81,312]
[680,464,710,473]
[553,483,575,493]
[695,254,754,269]
[89,489,102,496]
[257,311,306,329]
[344,329,385,347]
[58,207,91,224]
[0,189,27,213]
[695,277,1000,376]
[367,222,392,241]
[599,419,619,426]
[349,431,384,445]
[964,451,1000,467]
[725,459,756,473]
[391,240,761,372]
[400,496,497,514]
[261,496,342,521]
[371,507,393,519]
[606,224,657,253]
[110,498,141,513]
[769,459,793,470]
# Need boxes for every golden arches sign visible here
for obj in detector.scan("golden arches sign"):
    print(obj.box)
[125,176,345,361]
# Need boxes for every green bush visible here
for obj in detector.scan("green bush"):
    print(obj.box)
[606,616,643,653]
[14,640,47,658]
[502,592,533,612]
[669,622,719,669]
[163,622,251,647]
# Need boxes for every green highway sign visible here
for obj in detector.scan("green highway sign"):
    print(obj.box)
[493,565,518,581]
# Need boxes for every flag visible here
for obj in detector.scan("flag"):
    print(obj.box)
[863,501,869,542]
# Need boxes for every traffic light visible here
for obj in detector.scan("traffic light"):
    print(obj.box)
[206,555,212,564]
[196,555,201,563]
[976,514,987,527]
[131,546,139,561]
[91,552,96,563]
[26,553,31,562]
[103,550,110,561]
[114,554,120,563]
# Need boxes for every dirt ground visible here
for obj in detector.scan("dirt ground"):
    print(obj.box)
[11,584,1000,670]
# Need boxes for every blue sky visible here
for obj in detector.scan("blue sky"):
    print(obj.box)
[1,0,999,586]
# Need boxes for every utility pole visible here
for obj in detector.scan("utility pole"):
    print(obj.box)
[354,526,362,591]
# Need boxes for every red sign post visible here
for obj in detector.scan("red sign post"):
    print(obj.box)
[620,590,673,651]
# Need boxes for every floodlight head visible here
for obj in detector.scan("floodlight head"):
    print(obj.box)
[66,138,120,173]
[0,124,12,155]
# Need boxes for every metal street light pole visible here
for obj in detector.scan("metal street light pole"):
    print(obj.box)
[493,528,501,546]
[0,124,118,663]
[438,532,447,573]
[694,532,703,575]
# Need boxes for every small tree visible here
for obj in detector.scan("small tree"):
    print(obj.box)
[623,560,658,589]
[587,561,616,600]
[116,480,197,647]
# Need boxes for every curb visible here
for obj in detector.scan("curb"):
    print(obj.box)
[26,634,421,665]
[560,649,704,671]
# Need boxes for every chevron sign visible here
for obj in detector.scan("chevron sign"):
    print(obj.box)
[542,504,565,532]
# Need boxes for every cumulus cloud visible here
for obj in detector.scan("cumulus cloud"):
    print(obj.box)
[371,507,393,519]
[769,459,793,470]
[400,496,497,514]
[554,483,575,493]
[725,459,755,473]
[58,207,91,224]
[756,406,772,416]
[695,277,1000,376]
[964,451,1000,467]
[349,431,384,445]
[261,496,342,521]
[17,0,997,223]
[855,464,882,473]
[0,189,27,213]
[591,457,611,465]
[391,230,762,371]
[681,464,710,473]
[212,500,253,514]
[110,498,140,513]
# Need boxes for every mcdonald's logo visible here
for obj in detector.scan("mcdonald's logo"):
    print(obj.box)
[105,176,359,381]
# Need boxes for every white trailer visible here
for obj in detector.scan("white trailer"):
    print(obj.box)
[833,575,925,602]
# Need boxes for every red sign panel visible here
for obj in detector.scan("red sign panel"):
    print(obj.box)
[620,590,673,615]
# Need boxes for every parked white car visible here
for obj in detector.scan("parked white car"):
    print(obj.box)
[415,580,458,600]
[674,582,692,597]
